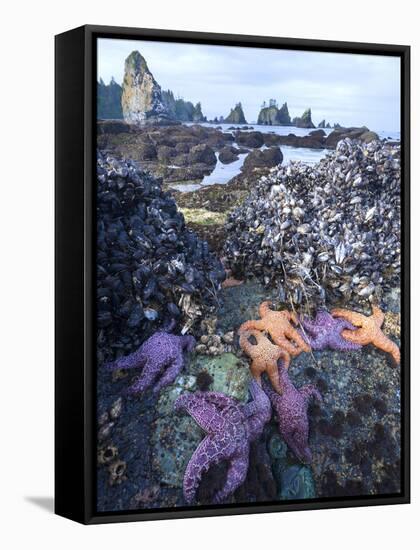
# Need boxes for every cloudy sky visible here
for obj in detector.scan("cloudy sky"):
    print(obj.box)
[97,38,401,132]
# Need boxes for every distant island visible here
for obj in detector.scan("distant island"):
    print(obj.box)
[98,50,351,129]
[225,102,247,125]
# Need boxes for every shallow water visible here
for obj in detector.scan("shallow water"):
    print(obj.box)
[171,123,400,192]
[170,146,330,192]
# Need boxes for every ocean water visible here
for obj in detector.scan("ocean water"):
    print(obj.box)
[170,145,329,192]
[188,122,401,142]
[171,123,400,191]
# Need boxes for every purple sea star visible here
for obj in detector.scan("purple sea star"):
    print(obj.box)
[299,309,362,351]
[263,356,321,464]
[105,332,196,394]
[174,380,271,504]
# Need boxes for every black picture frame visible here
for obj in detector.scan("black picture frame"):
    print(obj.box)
[55,24,410,525]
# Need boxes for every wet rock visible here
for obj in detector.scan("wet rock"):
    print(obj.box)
[263,133,283,146]
[309,129,326,139]
[189,352,251,401]
[157,145,176,162]
[188,143,217,166]
[242,147,283,172]
[236,131,264,148]
[137,142,157,160]
[290,342,401,497]
[361,130,380,143]
[219,146,240,164]
[97,120,132,135]
[279,465,316,499]
[325,126,370,148]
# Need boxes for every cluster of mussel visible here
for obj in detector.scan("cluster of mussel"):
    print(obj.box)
[96,151,225,364]
[224,139,401,310]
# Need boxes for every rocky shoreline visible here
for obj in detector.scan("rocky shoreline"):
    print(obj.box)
[96,136,401,511]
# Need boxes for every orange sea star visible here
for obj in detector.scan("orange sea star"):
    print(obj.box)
[331,305,400,365]
[239,301,311,357]
[239,329,290,394]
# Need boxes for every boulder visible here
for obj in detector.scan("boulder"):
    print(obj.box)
[219,146,240,164]
[299,136,325,148]
[137,142,157,160]
[242,147,283,172]
[174,142,191,154]
[157,145,176,162]
[309,129,326,139]
[325,126,371,148]
[263,133,282,146]
[236,131,264,148]
[360,130,380,143]
[188,144,217,166]
[97,120,132,135]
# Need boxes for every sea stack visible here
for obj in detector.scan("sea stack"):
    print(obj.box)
[121,51,173,125]
[225,102,247,124]
[258,102,292,126]
[293,108,315,129]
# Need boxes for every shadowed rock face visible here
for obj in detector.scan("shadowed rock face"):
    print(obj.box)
[242,147,283,172]
[225,103,248,125]
[122,51,173,125]
[293,108,316,129]
[258,102,292,126]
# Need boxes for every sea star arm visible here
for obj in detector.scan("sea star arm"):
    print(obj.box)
[372,305,385,327]
[201,391,236,410]
[175,393,225,432]
[283,326,311,353]
[265,360,283,394]
[299,316,318,334]
[244,379,271,416]
[153,355,184,394]
[258,301,273,318]
[374,332,400,365]
[300,384,322,405]
[244,382,271,439]
[341,327,371,345]
[331,332,362,351]
[105,349,146,371]
[270,333,302,356]
[340,319,358,332]
[239,319,266,333]
[301,333,322,350]
[126,360,160,394]
[239,332,258,358]
[181,335,196,352]
[213,453,249,504]
[331,308,365,326]
[261,377,280,406]
[182,436,221,503]
[287,310,300,326]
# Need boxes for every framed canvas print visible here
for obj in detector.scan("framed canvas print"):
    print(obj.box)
[55,25,410,524]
